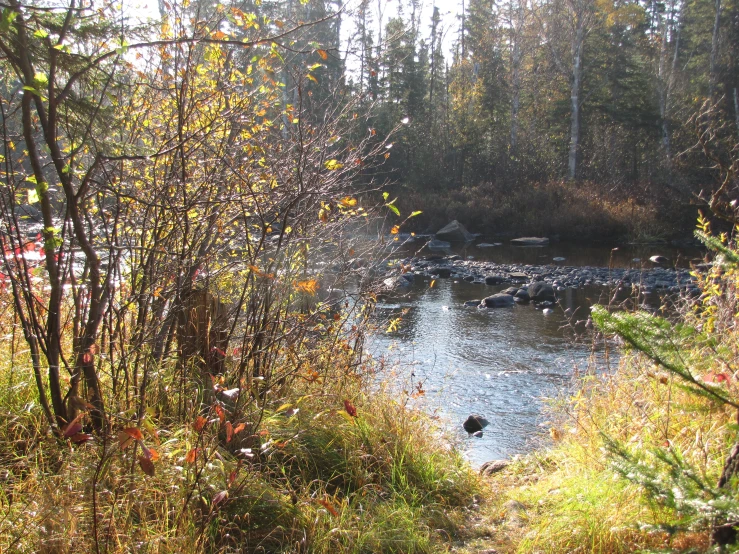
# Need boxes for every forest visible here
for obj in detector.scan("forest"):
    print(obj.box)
[2,0,739,551]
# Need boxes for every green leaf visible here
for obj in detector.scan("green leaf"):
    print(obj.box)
[382,192,389,201]
[33,28,48,39]
[386,202,400,216]
[410,211,422,218]
[27,188,39,204]
[1,8,18,33]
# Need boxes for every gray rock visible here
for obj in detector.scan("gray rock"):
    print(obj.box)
[463,414,490,433]
[509,272,529,281]
[430,266,452,278]
[502,287,519,295]
[650,255,669,265]
[436,220,475,243]
[427,239,451,250]
[511,237,549,246]
[528,281,556,302]
[481,294,515,308]
[485,275,506,286]
[476,242,498,248]
[464,300,482,307]
[480,460,510,476]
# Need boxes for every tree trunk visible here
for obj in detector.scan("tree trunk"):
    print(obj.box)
[709,0,722,100]
[568,19,584,181]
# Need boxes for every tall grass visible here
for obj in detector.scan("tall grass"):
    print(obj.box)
[0,298,481,553]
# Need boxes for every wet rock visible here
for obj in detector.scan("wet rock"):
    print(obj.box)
[477,243,498,248]
[650,255,669,265]
[528,281,556,302]
[430,266,452,278]
[436,220,475,243]
[480,460,509,476]
[509,272,528,281]
[427,239,451,250]
[481,294,515,308]
[463,414,490,433]
[511,237,549,246]
[485,275,507,286]
[464,300,482,307]
[502,287,519,295]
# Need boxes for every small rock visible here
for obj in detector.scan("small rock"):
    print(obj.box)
[502,286,519,295]
[472,431,484,438]
[480,460,509,476]
[511,237,549,246]
[485,275,506,286]
[463,414,490,433]
[552,257,566,262]
[650,255,669,265]
[427,239,452,250]
[481,294,515,308]
[476,243,498,248]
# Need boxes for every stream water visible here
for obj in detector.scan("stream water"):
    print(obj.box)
[366,240,702,467]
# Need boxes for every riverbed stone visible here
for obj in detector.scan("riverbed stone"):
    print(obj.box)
[464,300,482,307]
[502,287,519,295]
[511,237,549,246]
[485,274,507,286]
[480,460,510,476]
[436,220,475,242]
[430,266,452,278]
[528,281,556,302]
[481,294,515,308]
[463,414,490,433]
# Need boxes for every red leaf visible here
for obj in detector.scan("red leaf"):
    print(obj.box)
[70,433,93,444]
[225,421,233,443]
[63,414,84,438]
[343,399,357,418]
[138,455,155,476]
[123,427,144,441]
[193,416,207,432]
[185,448,198,463]
[233,423,246,435]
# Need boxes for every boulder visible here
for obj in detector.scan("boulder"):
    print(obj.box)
[430,266,452,278]
[436,220,475,243]
[528,281,556,302]
[511,237,549,246]
[464,300,482,307]
[649,255,669,265]
[463,414,490,433]
[427,239,452,250]
[502,287,519,295]
[481,294,515,308]
[514,289,530,302]
[485,274,507,286]
[509,272,529,282]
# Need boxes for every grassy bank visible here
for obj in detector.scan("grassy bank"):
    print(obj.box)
[0,326,481,553]
[400,181,696,242]
[460,226,739,553]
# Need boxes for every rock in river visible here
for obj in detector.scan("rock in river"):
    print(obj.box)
[511,237,549,246]
[485,274,507,286]
[430,266,452,278]
[427,239,452,250]
[436,220,475,242]
[481,293,515,308]
[528,281,556,302]
[463,414,490,433]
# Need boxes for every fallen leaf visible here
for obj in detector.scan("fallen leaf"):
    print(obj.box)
[343,399,357,418]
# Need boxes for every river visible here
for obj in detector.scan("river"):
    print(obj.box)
[366,239,702,466]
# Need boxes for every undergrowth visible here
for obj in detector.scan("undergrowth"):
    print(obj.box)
[0,315,480,553]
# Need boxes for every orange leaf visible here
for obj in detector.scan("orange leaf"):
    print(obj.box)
[317,498,339,517]
[215,404,226,424]
[430,280,436,288]
[225,421,233,443]
[118,431,134,449]
[185,448,198,463]
[233,423,246,435]
[390,225,400,234]
[295,279,319,295]
[193,415,207,432]
[123,427,144,441]
[138,455,155,476]
[317,49,328,60]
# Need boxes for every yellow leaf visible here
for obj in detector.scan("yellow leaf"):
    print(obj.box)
[390,225,400,234]
[295,279,319,295]
[324,159,344,171]
[430,280,436,288]
[340,197,357,207]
